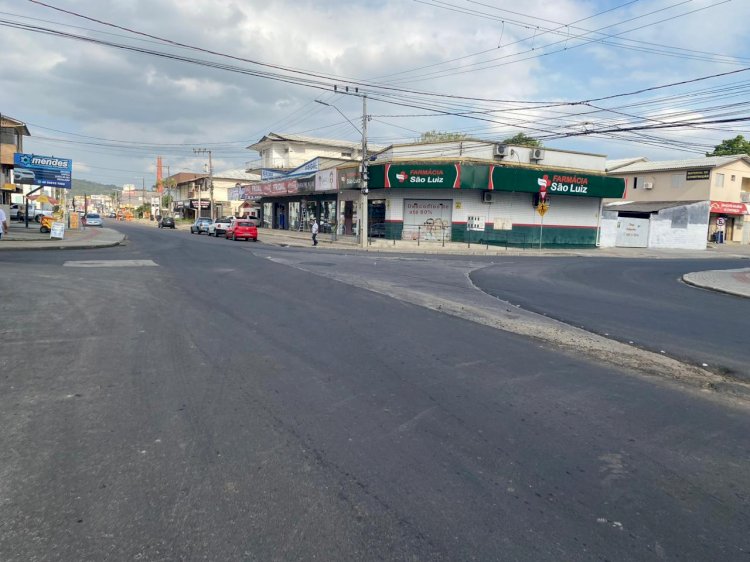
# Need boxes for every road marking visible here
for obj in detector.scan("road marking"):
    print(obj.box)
[63,260,158,267]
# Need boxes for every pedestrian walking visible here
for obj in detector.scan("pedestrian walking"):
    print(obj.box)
[0,206,7,240]
[311,217,319,246]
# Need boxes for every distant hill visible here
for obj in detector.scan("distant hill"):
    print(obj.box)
[70,179,120,197]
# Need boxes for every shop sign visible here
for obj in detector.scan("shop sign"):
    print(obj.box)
[2,183,15,191]
[261,168,287,181]
[710,200,748,215]
[50,221,65,239]
[286,179,300,194]
[686,169,710,181]
[240,184,263,200]
[315,169,337,192]
[489,165,624,198]
[228,186,240,200]
[338,168,361,189]
[13,152,73,189]
[289,158,320,177]
[384,163,460,189]
[189,199,211,209]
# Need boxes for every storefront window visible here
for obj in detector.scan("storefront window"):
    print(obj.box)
[320,201,335,233]
[289,201,300,230]
[262,203,272,228]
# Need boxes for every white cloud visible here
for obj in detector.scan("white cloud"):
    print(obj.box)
[0,0,747,185]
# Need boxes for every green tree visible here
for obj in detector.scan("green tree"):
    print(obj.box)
[502,132,542,147]
[706,135,750,156]
[420,130,468,143]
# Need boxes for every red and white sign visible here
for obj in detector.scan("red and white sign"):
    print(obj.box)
[537,174,551,201]
[710,201,748,215]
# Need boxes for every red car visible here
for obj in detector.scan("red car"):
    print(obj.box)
[225,219,258,241]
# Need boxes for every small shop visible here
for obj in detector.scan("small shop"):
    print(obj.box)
[709,200,748,243]
[362,162,625,247]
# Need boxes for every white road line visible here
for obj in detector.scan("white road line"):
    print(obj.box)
[63,260,158,267]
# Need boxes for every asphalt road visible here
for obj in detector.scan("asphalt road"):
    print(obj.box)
[1,221,748,561]
[469,258,750,380]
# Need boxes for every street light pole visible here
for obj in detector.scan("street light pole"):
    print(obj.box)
[135,176,145,218]
[193,148,213,220]
[314,96,369,248]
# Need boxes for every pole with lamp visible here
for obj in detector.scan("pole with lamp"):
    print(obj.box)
[314,94,369,249]
[193,148,213,220]
[134,176,147,219]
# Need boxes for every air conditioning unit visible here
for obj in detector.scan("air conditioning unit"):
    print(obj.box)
[493,144,509,157]
[643,182,654,190]
[530,148,545,161]
[482,191,495,203]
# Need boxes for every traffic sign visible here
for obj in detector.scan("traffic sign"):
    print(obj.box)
[536,202,549,216]
[716,217,726,226]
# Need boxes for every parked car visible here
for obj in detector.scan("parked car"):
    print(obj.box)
[208,216,234,237]
[190,218,213,234]
[225,219,258,241]
[84,213,103,227]
[158,216,176,229]
[9,203,30,220]
[108,212,117,218]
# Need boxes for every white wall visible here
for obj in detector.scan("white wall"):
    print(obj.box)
[599,211,618,247]
[647,201,709,250]
[383,142,606,171]
[376,188,601,228]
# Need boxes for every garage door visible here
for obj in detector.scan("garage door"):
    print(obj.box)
[616,217,649,247]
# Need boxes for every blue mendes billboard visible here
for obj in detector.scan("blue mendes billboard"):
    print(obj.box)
[13,153,73,189]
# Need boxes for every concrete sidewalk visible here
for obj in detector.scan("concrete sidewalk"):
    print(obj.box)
[0,219,125,250]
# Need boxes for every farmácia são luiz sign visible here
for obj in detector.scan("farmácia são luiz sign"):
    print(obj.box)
[366,163,624,198]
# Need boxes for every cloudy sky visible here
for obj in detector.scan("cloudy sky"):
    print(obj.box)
[1,0,748,187]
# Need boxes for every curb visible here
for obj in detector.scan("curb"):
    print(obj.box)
[0,235,126,251]
[682,273,750,299]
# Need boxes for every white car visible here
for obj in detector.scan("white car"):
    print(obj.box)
[208,216,235,237]
[13,168,35,182]
[84,213,103,227]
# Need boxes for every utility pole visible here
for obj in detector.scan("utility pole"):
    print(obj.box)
[313,95,369,247]
[193,148,213,220]
[360,95,369,249]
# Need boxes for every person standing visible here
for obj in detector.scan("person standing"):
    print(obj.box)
[311,217,319,246]
[0,206,7,240]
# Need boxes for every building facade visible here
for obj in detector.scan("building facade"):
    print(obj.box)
[607,156,750,245]
[0,115,31,206]
[244,136,625,247]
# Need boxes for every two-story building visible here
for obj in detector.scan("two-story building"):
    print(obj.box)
[0,114,31,207]
[169,169,260,219]
[246,133,371,172]
[244,134,626,247]
[606,155,750,247]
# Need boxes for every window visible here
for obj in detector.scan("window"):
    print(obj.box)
[671,174,682,188]
[341,152,353,158]
[715,173,725,188]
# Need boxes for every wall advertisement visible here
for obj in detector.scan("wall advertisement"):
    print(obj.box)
[402,199,452,241]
